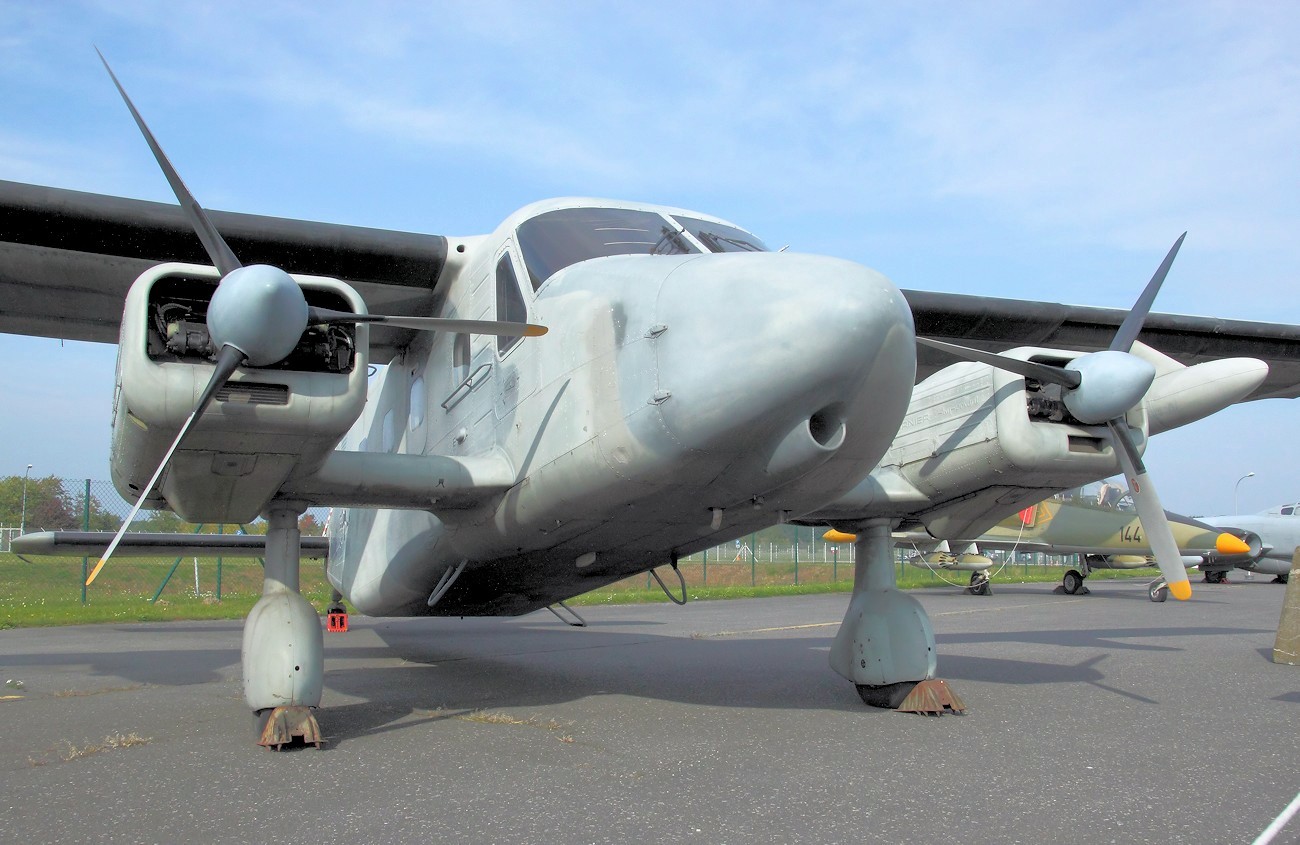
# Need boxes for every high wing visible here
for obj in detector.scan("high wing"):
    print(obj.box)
[0,180,450,363]
[910,289,1300,400]
[6,180,1300,398]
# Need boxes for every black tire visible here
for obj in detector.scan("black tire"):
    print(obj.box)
[1062,569,1084,595]
[1149,582,1168,602]
[856,681,918,709]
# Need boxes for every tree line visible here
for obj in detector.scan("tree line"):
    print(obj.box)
[0,475,119,531]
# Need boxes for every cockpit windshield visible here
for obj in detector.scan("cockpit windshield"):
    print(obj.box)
[516,206,769,289]
[518,208,698,290]
[672,215,769,253]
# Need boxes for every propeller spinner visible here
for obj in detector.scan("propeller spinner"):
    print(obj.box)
[917,234,1192,600]
[87,52,546,585]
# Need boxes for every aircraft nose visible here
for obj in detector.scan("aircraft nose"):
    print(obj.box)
[652,252,915,472]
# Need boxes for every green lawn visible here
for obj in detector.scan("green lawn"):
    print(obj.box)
[0,552,1152,628]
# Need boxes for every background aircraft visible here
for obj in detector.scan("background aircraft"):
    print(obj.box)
[1193,504,1300,583]
[827,492,1250,599]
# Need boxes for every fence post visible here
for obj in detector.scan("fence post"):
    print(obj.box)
[81,479,90,604]
[793,526,799,585]
[216,523,223,601]
[750,532,756,586]
[703,547,708,585]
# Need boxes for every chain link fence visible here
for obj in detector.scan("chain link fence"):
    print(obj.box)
[1,475,1083,615]
[0,476,330,614]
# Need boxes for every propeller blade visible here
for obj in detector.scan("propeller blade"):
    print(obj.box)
[1109,233,1186,353]
[1105,420,1191,600]
[87,346,246,585]
[306,306,547,338]
[97,49,242,277]
[916,337,1081,388]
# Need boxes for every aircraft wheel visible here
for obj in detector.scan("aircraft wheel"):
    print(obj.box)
[856,682,916,709]
[1274,574,1289,585]
[1062,570,1084,595]
[968,572,991,596]
[1148,581,1168,602]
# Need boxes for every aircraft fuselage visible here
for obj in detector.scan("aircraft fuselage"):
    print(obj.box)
[324,199,917,615]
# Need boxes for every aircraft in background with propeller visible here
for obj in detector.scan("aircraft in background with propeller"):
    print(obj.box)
[827,493,1254,600]
[5,54,1300,744]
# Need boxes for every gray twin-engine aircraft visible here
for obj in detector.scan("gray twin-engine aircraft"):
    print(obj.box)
[5,58,1300,746]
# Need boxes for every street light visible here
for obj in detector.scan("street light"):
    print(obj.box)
[1234,471,1255,514]
[19,464,33,534]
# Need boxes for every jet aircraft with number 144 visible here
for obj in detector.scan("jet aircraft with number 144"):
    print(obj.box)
[6,57,1300,745]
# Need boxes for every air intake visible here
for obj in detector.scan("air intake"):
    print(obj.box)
[216,382,290,406]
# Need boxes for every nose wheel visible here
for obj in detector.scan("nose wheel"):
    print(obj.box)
[1148,579,1169,602]
[1061,569,1089,595]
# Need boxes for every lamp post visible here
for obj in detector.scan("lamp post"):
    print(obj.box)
[1234,471,1255,514]
[19,463,33,534]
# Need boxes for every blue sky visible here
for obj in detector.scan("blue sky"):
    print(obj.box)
[1,1,1297,516]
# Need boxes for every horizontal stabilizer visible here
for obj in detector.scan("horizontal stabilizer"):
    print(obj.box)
[12,531,329,559]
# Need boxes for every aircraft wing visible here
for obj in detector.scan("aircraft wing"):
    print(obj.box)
[907,289,1300,401]
[6,181,1300,397]
[0,180,450,363]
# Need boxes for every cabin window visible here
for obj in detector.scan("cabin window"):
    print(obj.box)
[672,215,769,253]
[1283,507,1294,515]
[517,207,702,289]
[496,254,526,356]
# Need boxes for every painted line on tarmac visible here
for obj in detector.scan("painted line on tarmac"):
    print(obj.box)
[932,599,1090,617]
[694,622,838,639]
[694,599,1091,638]
[1252,790,1300,845]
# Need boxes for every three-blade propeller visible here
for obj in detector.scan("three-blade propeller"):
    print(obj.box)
[87,52,546,585]
[917,234,1192,600]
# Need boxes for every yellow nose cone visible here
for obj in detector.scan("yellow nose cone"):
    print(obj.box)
[1215,533,1251,555]
[1169,580,1192,601]
[822,529,858,544]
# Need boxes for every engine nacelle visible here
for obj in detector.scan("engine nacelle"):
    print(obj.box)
[887,348,1149,539]
[110,263,369,524]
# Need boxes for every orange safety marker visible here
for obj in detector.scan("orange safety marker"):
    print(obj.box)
[326,610,349,633]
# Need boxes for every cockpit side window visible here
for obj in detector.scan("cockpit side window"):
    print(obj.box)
[672,215,769,253]
[518,207,700,290]
[496,254,526,356]
[1283,506,1294,515]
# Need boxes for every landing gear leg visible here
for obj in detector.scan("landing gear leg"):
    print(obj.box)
[830,520,964,715]
[243,502,324,749]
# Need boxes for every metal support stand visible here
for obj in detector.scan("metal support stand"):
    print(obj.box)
[243,502,324,748]
[829,520,964,715]
[545,600,588,627]
[649,560,687,605]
